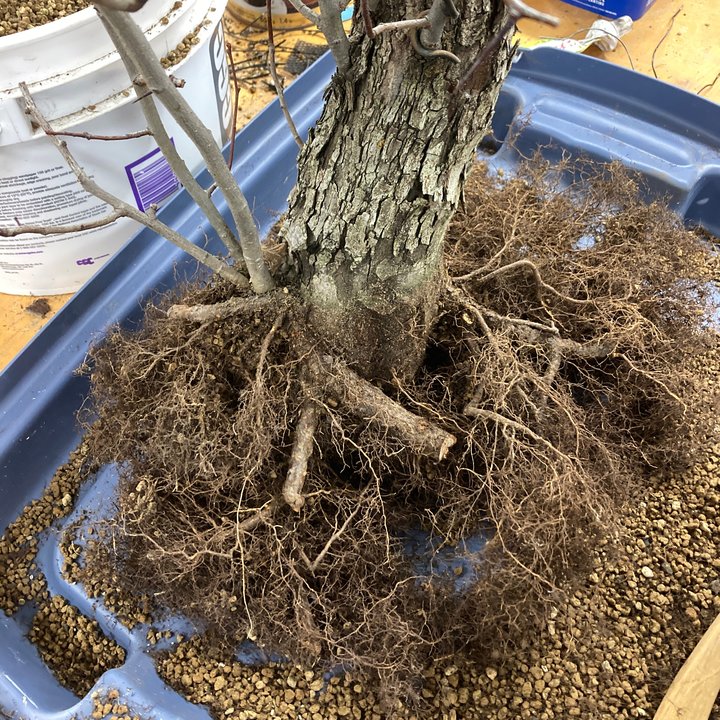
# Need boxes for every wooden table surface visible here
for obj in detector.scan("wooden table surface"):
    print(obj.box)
[1,0,718,372]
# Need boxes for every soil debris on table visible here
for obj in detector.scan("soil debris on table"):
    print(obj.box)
[25,298,51,318]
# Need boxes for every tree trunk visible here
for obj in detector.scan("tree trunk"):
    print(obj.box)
[282,0,512,379]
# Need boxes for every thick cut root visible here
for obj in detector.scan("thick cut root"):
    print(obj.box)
[315,356,456,461]
[283,400,318,511]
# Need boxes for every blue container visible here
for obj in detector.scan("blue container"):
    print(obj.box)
[1,48,719,719]
[559,0,655,19]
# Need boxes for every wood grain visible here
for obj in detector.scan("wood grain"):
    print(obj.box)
[653,612,720,720]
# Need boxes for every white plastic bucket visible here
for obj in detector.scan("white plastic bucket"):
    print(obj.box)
[0,0,232,295]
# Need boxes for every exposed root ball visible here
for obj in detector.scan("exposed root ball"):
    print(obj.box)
[82,159,718,702]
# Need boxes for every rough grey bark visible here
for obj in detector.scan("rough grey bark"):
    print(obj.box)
[282,0,512,378]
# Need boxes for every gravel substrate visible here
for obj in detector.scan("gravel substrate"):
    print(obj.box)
[29,595,126,697]
[0,0,90,35]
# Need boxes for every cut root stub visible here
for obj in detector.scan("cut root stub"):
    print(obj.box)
[315,355,457,461]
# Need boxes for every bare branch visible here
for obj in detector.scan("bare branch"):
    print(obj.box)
[283,400,318,511]
[266,0,304,149]
[19,83,248,289]
[0,211,122,238]
[95,6,275,294]
[44,128,152,141]
[99,18,249,271]
[455,0,558,94]
[317,0,351,74]
[407,0,460,63]
[226,42,241,172]
[372,17,429,36]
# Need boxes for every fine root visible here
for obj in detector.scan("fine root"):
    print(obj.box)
[81,157,718,706]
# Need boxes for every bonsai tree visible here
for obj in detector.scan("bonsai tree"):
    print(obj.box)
[7,0,716,705]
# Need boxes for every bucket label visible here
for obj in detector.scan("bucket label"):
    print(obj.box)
[0,166,108,228]
[125,146,180,212]
[209,21,233,143]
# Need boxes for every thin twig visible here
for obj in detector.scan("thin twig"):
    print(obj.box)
[360,0,374,38]
[96,6,275,294]
[0,211,122,238]
[226,41,241,170]
[284,0,320,25]
[455,17,514,94]
[651,6,683,79]
[19,83,247,288]
[44,128,152,141]
[455,0,558,94]
[697,71,720,97]
[266,0,304,149]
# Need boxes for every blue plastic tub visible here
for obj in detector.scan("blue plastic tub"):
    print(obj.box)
[559,0,655,19]
[1,48,719,719]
